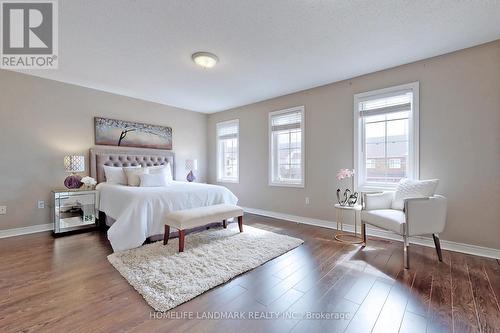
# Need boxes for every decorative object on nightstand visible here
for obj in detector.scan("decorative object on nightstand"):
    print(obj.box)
[185,159,198,182]
[336,168,358,206]
[52,189,99,235]
[334,203,363,244]
[63,155,85,189]
[81,176,97,190]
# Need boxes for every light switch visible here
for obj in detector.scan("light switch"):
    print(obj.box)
[0,206,6,215]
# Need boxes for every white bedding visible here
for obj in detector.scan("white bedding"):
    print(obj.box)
[96,181,238,252]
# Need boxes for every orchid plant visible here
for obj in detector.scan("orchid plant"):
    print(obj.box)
[335,168,358,206]
[336,168,355,180]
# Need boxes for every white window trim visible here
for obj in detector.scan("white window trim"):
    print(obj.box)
[216,119,240,183]
[354,82,419,192]
[268,106,305,188]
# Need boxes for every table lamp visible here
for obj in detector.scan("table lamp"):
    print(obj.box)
[64,155,85,189]
[185,159,198,182]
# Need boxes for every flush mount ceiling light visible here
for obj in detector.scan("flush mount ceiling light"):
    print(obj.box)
[192,52,218,69]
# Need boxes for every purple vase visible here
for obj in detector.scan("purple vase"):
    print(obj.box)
[186,170,196,182]
[64,174,82,189]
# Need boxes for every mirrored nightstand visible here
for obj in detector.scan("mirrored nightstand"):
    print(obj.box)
[52,189,99,235]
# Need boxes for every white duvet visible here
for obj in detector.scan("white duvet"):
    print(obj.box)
[96,181,238,252]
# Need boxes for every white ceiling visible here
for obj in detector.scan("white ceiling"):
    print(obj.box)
[21,0,500,113]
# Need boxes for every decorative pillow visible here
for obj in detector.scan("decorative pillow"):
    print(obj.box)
[103,165,139,185]
[139,173,169,187]
[124,167,149,186]
[148,163,173,183]
[391,178,439,210]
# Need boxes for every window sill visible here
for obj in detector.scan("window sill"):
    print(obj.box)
[358,184,397,193]
[217,179,239,184]
[268,182,304,188]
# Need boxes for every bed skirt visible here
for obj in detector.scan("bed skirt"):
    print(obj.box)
[98,211,227,242]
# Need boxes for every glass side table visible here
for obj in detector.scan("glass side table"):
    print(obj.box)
[52,189,99,235]
[334,204,363,244]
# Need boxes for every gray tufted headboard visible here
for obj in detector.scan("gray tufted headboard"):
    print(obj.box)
[90,147,175,183]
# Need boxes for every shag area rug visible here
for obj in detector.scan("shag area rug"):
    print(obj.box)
[108,225,304,311]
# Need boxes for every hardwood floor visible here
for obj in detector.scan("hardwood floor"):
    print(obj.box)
[0,213,499,333]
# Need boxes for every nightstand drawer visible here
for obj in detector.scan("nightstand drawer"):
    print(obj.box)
[57,193,95,208]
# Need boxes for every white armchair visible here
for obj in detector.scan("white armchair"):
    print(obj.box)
[360,191,447,269]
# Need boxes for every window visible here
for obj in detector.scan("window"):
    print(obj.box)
[269,106,305,187]
[366,159,376,169]
[388,158,401,169]
[216,119,239,183]
[354,82,419,190]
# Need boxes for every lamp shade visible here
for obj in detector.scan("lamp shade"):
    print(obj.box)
[64,155,85,173]
[185,159,198,172]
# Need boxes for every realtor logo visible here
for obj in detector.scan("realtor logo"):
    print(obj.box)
[1,0,58,69]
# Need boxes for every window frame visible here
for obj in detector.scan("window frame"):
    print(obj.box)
[268,106,305,188]
[354,82,419,191]
[216,119,240,184]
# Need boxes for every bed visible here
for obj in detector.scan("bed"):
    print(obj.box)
[90,148,238,251]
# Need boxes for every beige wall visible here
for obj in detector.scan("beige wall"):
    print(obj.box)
[208,41,500,250]
[0,70,207,230]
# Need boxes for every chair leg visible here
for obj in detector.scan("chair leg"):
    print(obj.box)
[433,234,443,262]
[238,216,243,232]
[403,233,410,269]
[222,219,227,229]
[163,225,170,245]
[361,222,367,247]
[178,230,185,252]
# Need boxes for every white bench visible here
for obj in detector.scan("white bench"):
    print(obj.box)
[164,204,244,252]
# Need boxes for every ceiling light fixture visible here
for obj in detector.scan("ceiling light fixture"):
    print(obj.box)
[192,52,218,69]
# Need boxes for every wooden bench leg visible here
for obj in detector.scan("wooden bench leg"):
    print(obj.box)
[178,230,185,252]
[222,219,227,229]
[238,216,243,232]
[163,225,170,245]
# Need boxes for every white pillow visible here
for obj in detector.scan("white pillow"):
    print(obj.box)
[392,178,439,210]
[124,167,149,186]
[103,165,139,185]
[139,173,169,187]
[148,163,173,183]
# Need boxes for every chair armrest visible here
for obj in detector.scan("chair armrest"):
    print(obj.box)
[405,195,447,236]
[363,191,394,210]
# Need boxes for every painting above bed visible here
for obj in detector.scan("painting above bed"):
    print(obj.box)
[95,117,172,150]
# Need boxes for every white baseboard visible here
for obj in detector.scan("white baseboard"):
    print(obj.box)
[1,209,498,260]
[243,207,500,259]
[0,223,53,239]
